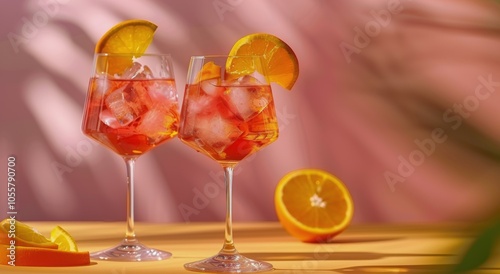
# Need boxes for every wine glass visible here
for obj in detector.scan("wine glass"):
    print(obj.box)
[81,53,179,261]
[179,55,278,272]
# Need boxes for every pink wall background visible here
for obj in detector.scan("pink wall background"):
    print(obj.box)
[0,0,499,224]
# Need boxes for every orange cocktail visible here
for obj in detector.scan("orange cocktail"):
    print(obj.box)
[81,53,178,262]
[179,76,278,164]
[179,33,298,273]
[178,56,277,272]
[83,77,178,156]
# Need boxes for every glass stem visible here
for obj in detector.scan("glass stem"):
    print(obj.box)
[221,164,237,254]
[124,156,138,244]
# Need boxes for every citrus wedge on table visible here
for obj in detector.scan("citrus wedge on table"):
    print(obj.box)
[95,19,157,74]
[275,169,354,243]
[51,225,78,252]
[228,33,299,90]
[0,219,57,249]
[0,219,90,266]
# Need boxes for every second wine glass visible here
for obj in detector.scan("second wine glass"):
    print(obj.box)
[179,55,278,272]
[81,53,179,261]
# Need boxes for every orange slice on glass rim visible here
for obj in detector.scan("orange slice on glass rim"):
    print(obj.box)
[95,19,157,75]
[228,33,299,90]
[275,169,354,243]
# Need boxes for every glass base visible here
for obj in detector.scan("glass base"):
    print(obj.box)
[184,252,272,273]
[90,241,172,262]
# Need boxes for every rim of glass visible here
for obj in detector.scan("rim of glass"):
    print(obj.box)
[191,54,263,59]
[94,53,172,57]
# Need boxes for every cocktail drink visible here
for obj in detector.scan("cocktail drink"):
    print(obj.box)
[82,53,179,261]
[84,75,178,155]
[179,66,278,163]
[179,55,277,272]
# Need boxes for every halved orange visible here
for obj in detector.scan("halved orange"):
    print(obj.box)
[228,33,299,90]
[0,219,58,249]
[95,19,157,75]
[275,169,354,243]
[0,245,90,266]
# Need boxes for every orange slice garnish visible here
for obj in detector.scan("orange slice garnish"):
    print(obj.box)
[228,33,299,90]
[95,19,157,53]
[95,19,157,75]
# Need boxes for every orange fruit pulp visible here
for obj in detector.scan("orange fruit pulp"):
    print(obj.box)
[275,169,354,242]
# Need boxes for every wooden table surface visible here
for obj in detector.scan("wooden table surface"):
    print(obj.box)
[1,222,499,273]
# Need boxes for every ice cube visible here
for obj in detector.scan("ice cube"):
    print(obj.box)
[187,95,215,115]
[121,62,142,79]
[250,71,267,84]
[140,65,154,79]
[128,81,154,112]
[137,106,178,141]
[201,78,224,97]
[222,85,271,121]
[194,111,243,154]
[104,84,136,126]
[148,81,178,103]
[99,109,122,129]
[237,74,266,85]
[121,62,154,79]
[104,82,151,126]
[181,95,215,136]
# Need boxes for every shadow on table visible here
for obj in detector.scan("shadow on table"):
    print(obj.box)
[333,264,500,273]
[156,227,403,244]
[79,226,404,244]
[241,251,452,261]
[274,264,453,273]
[329,236,404,244]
